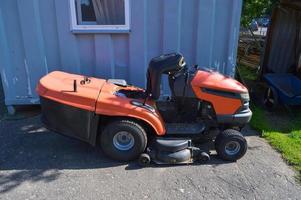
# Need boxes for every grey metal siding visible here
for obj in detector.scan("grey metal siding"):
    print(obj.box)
[262,4,301,74]
[0,0,242,106]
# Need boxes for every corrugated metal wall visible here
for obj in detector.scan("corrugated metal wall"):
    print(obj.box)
[0,0,242,106]
[262,3,301,74]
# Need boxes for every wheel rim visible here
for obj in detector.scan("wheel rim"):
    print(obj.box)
[225,141,241,156]
[113,131,135,151]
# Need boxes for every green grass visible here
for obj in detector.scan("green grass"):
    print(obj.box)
[250,105,301,181]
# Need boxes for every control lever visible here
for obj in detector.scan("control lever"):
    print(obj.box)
[80,76,91,85]
[73,80,77,92]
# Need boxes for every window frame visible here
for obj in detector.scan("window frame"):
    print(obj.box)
[69,0,131,33]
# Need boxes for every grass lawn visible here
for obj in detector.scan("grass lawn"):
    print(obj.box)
[251,106,301,181]
[237,64,301,181]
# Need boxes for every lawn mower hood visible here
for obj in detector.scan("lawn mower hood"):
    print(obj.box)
[36,71,106,112]
[36,71,166,141]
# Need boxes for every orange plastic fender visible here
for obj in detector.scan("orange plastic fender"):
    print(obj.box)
[95,82,166,136]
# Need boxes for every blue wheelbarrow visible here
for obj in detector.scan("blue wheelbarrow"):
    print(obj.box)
[263,73,301,110]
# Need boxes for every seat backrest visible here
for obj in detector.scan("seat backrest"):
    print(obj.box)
[146,53,185,100]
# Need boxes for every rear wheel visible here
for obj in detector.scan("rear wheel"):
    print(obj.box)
[100,120,147,161]
[215,129,247,161]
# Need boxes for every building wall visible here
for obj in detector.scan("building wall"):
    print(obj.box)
[262,3,301,74]
[0,0,242,106]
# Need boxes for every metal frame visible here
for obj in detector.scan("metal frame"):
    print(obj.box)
[69,0,130,33]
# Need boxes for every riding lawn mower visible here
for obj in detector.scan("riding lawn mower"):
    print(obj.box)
[37,53,252,166]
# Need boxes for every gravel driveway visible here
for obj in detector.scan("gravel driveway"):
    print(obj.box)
[0,115,300,200]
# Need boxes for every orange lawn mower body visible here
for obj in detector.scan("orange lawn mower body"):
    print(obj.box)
[37,53,252,165]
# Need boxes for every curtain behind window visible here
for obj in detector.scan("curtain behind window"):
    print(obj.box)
[92,0,125,25]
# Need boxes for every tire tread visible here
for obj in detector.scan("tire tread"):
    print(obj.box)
[215,129,247,161]
[100,119,147,161]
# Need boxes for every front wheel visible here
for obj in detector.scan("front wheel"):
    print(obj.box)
[215,129,247,161]
[100,120,147,161]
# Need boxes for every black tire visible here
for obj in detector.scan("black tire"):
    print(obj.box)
[138,153,151,166]
[100,120,147,161]
[215,129,247,161]
[263,86,279,111]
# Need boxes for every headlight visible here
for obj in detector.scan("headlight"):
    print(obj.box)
[240,93,250,101]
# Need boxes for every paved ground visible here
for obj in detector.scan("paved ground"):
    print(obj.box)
[0,78,300,200]
[0,116,300,200]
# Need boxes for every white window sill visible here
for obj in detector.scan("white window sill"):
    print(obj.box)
[71,28,131,34]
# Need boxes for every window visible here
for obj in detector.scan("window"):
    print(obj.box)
[70,0,130,33]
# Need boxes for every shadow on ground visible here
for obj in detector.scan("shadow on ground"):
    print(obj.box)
[0,109,258,193]
[0,113,126,193]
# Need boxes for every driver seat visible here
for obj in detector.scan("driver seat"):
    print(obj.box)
[146,53,185,100]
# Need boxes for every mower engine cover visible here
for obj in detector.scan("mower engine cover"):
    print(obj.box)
[190,69,252,126]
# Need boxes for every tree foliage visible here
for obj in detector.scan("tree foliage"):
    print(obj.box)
[241,0,280,27]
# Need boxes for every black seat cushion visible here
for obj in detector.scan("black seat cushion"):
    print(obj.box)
[154,138,190,152]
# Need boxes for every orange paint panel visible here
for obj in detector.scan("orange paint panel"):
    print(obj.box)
[36,71,105,111]
[192,86,242,115]
[95,82,166,135]
[191,70,246,115]
[192,70,248,93]
[37,71,166,135]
